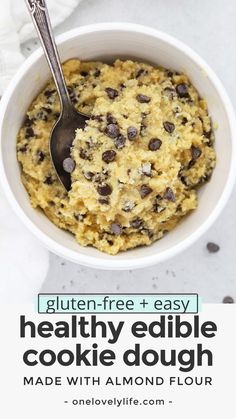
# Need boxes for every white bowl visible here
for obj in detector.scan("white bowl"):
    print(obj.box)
[0,23,236,270]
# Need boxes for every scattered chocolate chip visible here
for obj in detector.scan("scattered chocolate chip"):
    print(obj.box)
[37,151,45,162]
[123,200,135,212]
[191,146,202,160]
[102,149,117,163]
[148,138,162,151]
[130,218,144,229]
[97,184,112,196]
[63,157,75,173]
[136,94,151,103]
[106,113,117,124]
[140,184,153,199]
[136,68,147,78]
[25,127,35,138]
[80,71,88,77]
[176,83,189,98]
[105,123,120,139]
[111,223,122,235]
[84,171,94,181]
[223,296,234,304]
[127,126,138,140]
[44,89,56,99]
[91,114,103,122]
[163,121,175,133]
[142,228,154,239]
[182,117,188,125]
[163,87,176,99]
[24,115,34,127]
[44,175,54,185]
[105,87,119,99]
[18,145,27,153]
[94,69,101,77]
[203,129,212,139]
[98,197,110,205]
[74,213,86,221]
[120,83,126,90]
[164,187,176,202]
[114,134,126,150]
[206,242,220,253]
[79,149,90,160]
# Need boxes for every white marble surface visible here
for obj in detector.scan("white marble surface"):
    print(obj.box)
[31,0,236,302]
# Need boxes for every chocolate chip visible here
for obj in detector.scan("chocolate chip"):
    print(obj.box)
[203,129,212,140]
[148,138,162,151]
[120,83,126,90]
[206,242,220,253]
[105,87,119,99]
[111,223,122,235]
[130,218,144,229]
[63,157,75,173]
[98,197,110,205]
[164,187,176,202]
[25,127,35,138]
[114,134,126,149]
[163,121,175,133]
[84,171,94,181]
[140,184,153,199]
[176,83,189,98]
[105,124,120,139]
[136,68,147,78]
[102,149,117,163]
[24,115,34,127]
[97,184,112,196]
[163,87,176,99]
[223,296,234,304]
[81,71,88,77]
[142,228,154,239]
[42,106,52,114]
[123,200,135,212]
[127,126,138,140]
[91,115,103,122]
[79,149,90,160]
[44,175,54,185]
[182,117,188,125]
[18,145,27,153]
[44,89,56,99]
[136,94,151,103]
[106,113,117,125]
[37,151,45,162]
[191,146,202,160]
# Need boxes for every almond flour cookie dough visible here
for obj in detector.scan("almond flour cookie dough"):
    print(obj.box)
[17,59,216,255]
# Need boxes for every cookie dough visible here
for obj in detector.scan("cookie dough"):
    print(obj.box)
[17,59,216,255]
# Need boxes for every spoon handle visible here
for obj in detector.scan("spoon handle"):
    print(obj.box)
[25,0,72,112]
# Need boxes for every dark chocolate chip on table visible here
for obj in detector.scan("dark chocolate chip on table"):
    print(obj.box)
[164,187,176,202]
[102,149,117,163]
[136,94,151,103]
[223,296,234,304]
[111,223,122,235]
[105,123,120,139]
[206,242,220,253]
[105,87,119,99]
[176,83,189,98]
[163,121,175,133]
[127,126,138,140]
[148,138,162,151]
[140,184,153,199]
[63,157,75,173]
[97,183,112,196]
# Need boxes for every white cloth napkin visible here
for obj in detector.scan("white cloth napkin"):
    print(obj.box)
[0,0,82,302]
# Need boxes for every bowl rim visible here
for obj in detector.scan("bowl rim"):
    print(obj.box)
[0,22,236,270]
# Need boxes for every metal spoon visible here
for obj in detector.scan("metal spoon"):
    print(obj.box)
[25,0,89,190]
